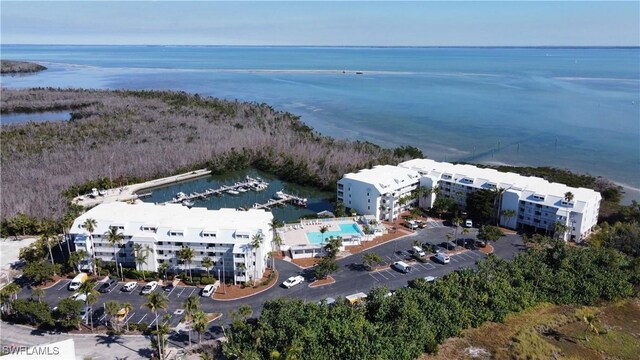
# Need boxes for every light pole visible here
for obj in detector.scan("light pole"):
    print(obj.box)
[119,263,124,281]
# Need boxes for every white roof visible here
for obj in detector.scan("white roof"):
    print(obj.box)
[340,165,420,194]
[71,202,273,238]
[399,158,601,209]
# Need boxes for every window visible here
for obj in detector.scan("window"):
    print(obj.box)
[169,231,184,237]
[203,232,216,238]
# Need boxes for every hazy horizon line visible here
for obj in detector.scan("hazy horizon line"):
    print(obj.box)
[2,44,639,49]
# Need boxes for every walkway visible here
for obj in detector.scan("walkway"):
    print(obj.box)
[72,169,211,207]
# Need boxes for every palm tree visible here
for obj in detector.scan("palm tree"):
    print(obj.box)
[68,249,88,273]
[564,191,574,203]
[452,216,462,241]
[122,302,133,332]
[582,312,600,341]
[104,227,124,279]
[251,233,264,282]
[0,283,20,315]
[202,256,213,278]
[269,219,283,271]
[378,204,388,221]
[31,288,45,302]
[183,295,200,348]
[152,314,171,358]
[105,300,121,332]
[83,218,97,236]
[271,233,283,271]
[158,262,169,281]
[86,292,98,332]
[134,244,149,280]
[78,280,99,326]
[143,292,169,360]
[192,310,208,346]
[40,231,56,266]
[492,187,507,225]
[500,209,516,228]
[554,221,570,242]
[319,226,329,245]
[92,257,103,277]
[178,247,194,282]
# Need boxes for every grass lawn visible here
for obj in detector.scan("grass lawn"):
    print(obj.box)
[420,298,640,360]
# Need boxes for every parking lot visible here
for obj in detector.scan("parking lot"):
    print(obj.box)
[367,250,485,283]
[36,278,215,334]
[15,220,524,335]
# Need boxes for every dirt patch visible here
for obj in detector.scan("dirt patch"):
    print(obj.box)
[291,257,320,269]
[478,244,494,254]
[309,276,335,288]
[213,269,278,301]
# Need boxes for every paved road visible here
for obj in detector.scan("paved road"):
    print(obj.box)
[2,223,524,358]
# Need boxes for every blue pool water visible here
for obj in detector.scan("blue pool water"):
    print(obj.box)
[306,223,362,245]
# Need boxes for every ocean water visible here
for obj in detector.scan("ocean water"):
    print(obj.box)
[1,45,638,200]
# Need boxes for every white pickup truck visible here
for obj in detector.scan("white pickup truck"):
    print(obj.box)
[282,275,305,288]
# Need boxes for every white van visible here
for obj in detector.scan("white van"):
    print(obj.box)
[393,261,412,273]
[435,252,450,264]
[68,272,88,291]
[412,246,426,258]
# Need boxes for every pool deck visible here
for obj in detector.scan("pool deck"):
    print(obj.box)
[281,220,360,247]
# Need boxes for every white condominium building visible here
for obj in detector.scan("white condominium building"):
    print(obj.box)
[337,165,421,221]
[399,159,601,241]
[71,202,273,284]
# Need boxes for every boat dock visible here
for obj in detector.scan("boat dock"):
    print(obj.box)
[161,176,269,205]
[252,191,308,210]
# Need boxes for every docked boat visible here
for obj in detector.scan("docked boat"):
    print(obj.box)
[98,189,108,196]
[273,191,285,200]
[174,192,187,201]
[237,187,248,193]
[182,200,195,207]
[227,189,240,195]
[252,183,268,191]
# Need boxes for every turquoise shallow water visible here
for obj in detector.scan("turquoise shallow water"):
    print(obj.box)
[306,223,362,244]
[1,45,638,199]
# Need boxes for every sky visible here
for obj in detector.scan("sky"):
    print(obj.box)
[1,1,639,46]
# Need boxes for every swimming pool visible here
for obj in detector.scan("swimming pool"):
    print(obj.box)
[306,223,362,245]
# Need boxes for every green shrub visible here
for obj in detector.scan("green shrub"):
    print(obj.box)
[200,276,216,285]
[138,322,149,334]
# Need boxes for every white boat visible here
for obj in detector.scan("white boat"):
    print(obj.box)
[227,190,240,195]
[237,187,248,193]
[90,188,99,198]
[175,192,187,200]
[182,200,195,207]
[98,189,108,196]
[273,191,285,200]
[253,183,268,191]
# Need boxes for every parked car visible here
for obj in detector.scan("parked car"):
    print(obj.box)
[98,278,118,293]
[392,261,412,273]
[141,281,158,295]
[122,281,137,292]
[424,276,437,282]
[465,219,473,228]
[115,307,129,322]
[282,275,305,288]
[68,272,88,291]
[163,283,175,292]
[80,305,92,321]
[412,246,426,258]
[440,241,457,251]
[403,220,418,230]
[70,292,87,302]
[434,252,450,264]
[201,284,216,297]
